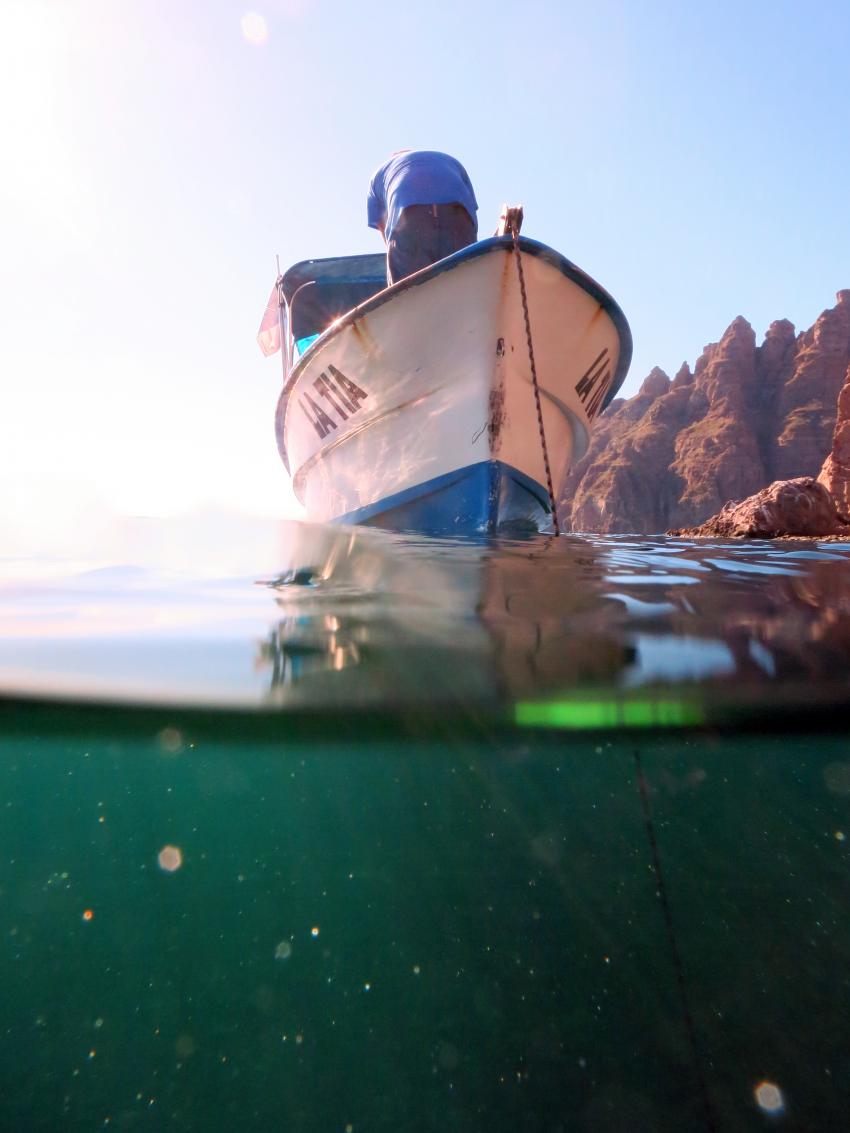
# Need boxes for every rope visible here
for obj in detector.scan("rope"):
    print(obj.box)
[509,224,561,535]
[632,747,718,1132]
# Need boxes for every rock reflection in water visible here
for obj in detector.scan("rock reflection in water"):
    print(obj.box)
[1,519,848,717]
[256,527,850,717]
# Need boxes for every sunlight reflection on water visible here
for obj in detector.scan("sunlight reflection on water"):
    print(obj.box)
[0,521,849,724]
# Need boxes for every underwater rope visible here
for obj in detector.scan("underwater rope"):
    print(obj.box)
[632,747,718,1132]
[509,222,561,535]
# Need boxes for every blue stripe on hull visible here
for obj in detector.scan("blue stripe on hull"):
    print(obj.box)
[334,461,552,536]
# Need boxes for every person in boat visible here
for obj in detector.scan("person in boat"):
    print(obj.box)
[367,150,479,284]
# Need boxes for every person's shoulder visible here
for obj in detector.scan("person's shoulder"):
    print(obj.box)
[368,160,389,197]
[367,151,401,193]
[368,159,387,184]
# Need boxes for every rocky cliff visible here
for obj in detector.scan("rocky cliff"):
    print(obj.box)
[670,478,850,539]
[562,290,850,533]
[818,361,850,515]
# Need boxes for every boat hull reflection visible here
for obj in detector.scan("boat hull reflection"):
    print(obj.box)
[257,524,850,727]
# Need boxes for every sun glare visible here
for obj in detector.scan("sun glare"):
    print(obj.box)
[241,12,268,45]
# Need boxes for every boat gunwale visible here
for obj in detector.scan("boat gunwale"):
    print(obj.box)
[279,236,634,412]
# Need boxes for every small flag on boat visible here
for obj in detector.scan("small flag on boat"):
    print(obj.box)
[256,280,282,357]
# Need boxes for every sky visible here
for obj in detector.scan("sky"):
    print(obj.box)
[2,0,850,546]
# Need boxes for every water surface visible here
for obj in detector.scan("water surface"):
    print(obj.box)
[2,524,850,1131]
[3,524,850,724]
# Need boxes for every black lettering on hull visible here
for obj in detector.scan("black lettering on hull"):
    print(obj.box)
[324,370,357,413]
[300,392,337,439]
[315,374,349,419]
[328,365,368,408]
[575,347,612,420]
[586,377,611,421]
[299,366,371,442]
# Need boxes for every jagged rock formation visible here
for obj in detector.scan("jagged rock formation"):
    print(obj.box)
[562,291,850,533]
[670,478,850,539]
[818,362,850,515]
[682,359,850,539]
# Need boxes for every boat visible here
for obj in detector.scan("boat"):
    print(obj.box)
[273,228,632,535]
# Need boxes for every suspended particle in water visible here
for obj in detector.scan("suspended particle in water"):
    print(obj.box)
[157,846,183,873]
[823,762,850,795]
[311,926,320,938]
[437,1042,460,1070]
[836,831,846,842]
[82,909,93,922]
[754,1081,785,1114]
[175,1034,196,1059]
[252,985,275,1014]
[157,727,184,756]
[275,940,292,961]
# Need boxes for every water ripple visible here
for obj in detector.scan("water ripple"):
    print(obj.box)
[0,520,849,724]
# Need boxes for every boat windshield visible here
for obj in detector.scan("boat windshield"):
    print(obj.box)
[281,254,387,351]
[294,333,320,356]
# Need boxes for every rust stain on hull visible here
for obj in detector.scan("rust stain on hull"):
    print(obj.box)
[488,380,507,451]
[351,317,377,354]
[575,303,609,350]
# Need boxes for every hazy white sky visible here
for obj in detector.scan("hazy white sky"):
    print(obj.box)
[3,0,849,545]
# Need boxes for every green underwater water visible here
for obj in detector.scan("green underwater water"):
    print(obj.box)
[2,525,850,1130]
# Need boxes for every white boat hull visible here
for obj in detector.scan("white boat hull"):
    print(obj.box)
[276,237,631,534]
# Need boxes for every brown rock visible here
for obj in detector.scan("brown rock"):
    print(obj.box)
[669,317,768,527]
[672,362,693,388]
[559,368,692,532]
[757,319,797,378]
[562,290,850,533]
[767,292,850,478]
[670,478,850,539]
[640,367,671,399]
[818,362,850,515]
